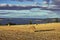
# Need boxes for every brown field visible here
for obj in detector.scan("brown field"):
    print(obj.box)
[0,23,60,40]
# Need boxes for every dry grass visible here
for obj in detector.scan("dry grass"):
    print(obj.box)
[0,23,60,40]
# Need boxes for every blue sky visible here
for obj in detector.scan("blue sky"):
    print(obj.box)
[0,0,54,7]
[0,0,60,18]
[0,0,60,7]
[0,0,43,5]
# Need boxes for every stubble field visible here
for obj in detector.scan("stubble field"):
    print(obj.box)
[0,23,60,40]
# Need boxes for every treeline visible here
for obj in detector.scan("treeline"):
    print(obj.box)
[47,18,59,23]
[0,22,16,25]
[0,18,59,25]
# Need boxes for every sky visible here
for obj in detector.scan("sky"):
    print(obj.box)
[0,0,43,5]
[0,0,53,8]
[0,10,60,18]
[0,0,60,18]
[0,0,60,6]
[0,0,54,6]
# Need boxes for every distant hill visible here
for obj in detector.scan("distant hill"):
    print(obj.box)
[0,18,60,25]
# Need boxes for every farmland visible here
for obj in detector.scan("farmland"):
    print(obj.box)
[0,23,60,40]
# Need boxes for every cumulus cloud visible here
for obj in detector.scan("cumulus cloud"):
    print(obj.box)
[0,10,59,18]
[0,3,12,6]
[51,0,60,8]
[0,4,7,7]
[53,0,60,5]
[43,1,47,4]
[0,4,25,7]
[0,3,39,7]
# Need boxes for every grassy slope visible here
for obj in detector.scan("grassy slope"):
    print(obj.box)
[0,23,60,40]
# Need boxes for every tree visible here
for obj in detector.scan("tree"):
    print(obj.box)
[7,18,16,26]
[0,19,4,25]
[55,18,59,22]
[29,20,32,24]
[7,18,11,26]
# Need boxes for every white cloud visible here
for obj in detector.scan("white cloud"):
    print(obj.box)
[8,4,14,7]
[40,1,48,8]
[43,1,47,4]
[0,3,40,7]
[0,4,7,7]
[52,0,60,8]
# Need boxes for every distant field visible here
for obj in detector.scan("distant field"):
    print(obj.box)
[0,23,60,40]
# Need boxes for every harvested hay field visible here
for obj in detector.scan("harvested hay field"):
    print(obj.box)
[0,23,60,40]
